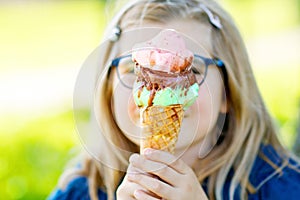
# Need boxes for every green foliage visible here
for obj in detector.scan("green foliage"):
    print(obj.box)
[254,64,300,148]
[0,0,105,70]
[0,111,79,199]
[222,0,300,39]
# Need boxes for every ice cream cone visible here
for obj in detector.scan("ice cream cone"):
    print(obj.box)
[132,30,199,155]
[140,104,184,154]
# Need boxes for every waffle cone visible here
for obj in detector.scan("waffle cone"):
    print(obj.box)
[140,104,184,154]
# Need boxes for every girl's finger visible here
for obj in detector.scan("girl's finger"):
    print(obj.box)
[129,154,179,185]
[130,150,189,175]
[127,164,157,179]
[143,149,190,174]
[127,163,146,175]
[127,172,175,199]
[127,164,162,198]
[117,164,153,200]
[116,178,144,200]
[134,189,162,200]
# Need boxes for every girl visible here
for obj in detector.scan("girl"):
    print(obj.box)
[49,0,300,199]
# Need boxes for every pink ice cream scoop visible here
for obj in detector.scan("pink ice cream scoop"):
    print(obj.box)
[132,29,194,73]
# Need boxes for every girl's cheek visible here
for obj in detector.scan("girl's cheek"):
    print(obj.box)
[127,96,140,126]
[195,83,212,113]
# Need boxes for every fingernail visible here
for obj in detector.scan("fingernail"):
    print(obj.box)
[127,173,135,180]
[134,190,142,198]
[143,148,153,155]
[129,154,139,163]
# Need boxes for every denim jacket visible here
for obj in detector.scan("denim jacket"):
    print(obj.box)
[48,145,300,200]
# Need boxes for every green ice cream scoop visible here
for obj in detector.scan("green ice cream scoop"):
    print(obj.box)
[133,81,199,109]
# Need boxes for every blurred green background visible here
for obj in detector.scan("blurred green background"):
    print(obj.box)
[0,0,299,199]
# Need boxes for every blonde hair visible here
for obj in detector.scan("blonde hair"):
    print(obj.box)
[59,1,291,200]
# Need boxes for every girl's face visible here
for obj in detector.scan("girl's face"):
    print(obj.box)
[111,20,227,155]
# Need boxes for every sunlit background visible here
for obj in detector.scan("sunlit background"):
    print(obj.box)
[0,0,299,199]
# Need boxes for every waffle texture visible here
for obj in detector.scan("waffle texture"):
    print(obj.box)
[141,104,184,154]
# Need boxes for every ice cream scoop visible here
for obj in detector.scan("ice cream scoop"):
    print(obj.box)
[132,29,193,73]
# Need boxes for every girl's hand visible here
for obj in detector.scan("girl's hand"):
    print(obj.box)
[116,162,161,200]
[127,149,208,200]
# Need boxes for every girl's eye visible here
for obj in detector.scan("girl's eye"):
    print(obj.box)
[128,64,134,73]
[119,60,135,74]
[192,67,200,74]
[192,67,205,75]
